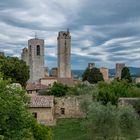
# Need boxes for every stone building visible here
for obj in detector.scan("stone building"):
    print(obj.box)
[57,29,71,78]
[21,48,29,65]
[26,83,48,95]
[50,67,58,77]
[40,77,57,87]
[115,63,125,79]
[22,37,45,83]
[88,63,95,69]
[29,96,55,125]
[100,67,109,81]
[55,96,83,119]
[135,77,140,84]
[29,95,84,125]
[0,52,5,57]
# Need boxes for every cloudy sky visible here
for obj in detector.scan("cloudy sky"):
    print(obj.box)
[0,0,140,69]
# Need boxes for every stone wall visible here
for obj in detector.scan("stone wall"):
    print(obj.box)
[30,107,56,125]
[118,98,139,106]
[54,96,84,119]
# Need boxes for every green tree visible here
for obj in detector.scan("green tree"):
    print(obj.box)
[97,80,140,105]
[80,101,140,140]
[121,67,132,82]
[50,82,69,97]
[82,67,103,84]
[0,56,29,86]
[0,78,52,140]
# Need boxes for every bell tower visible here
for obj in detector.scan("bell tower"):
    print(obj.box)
[28,37,45,83]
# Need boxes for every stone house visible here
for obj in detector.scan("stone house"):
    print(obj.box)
[29,95,83,125]
[29,95,55,125]
[26,83,49,95]
[54,96,84,119]
[39,77,57,87]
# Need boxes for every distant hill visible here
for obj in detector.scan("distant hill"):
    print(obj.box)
[72,67,140,79]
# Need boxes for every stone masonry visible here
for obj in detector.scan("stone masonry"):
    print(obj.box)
[57,29,71,78]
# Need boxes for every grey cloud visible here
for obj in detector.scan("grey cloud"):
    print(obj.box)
[0,0,140,69]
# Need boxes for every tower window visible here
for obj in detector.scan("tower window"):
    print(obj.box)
[37,45,40,56]
[29,45,32,56]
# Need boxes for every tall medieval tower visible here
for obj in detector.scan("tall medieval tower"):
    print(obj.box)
[22,37,45,83]
[28,38,45,82]
[57,29,71,78]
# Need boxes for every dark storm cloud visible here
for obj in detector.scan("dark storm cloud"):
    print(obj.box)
[0,0,140,69]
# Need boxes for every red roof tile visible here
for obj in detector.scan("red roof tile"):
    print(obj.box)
[30,95,54,108]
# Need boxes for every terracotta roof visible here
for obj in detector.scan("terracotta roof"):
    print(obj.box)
[26,83,48,91]
[40,76,57,80]
[30,95,54,108]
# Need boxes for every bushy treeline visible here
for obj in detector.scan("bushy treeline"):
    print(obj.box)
[0,56,29,87]
[0,78,52,140]
[97,80,140,105]
[80,101,140,140]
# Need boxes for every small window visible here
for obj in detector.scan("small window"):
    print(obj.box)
[37,45,40,56]
[32,112,37,119]
[60,108,65,115]
[29,45,32,56]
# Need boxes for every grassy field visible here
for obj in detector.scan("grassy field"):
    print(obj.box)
[51,118,89,140]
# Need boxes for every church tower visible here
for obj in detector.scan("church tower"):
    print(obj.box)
[28,37,45,83]
[57,29,71,78]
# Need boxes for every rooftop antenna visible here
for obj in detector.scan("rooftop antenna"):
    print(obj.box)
[35,32,37,39]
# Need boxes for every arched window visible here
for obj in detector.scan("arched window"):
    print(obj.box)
[37,45,40,56]
[29,45,32,52]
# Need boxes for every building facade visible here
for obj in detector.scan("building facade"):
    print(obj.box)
[0,52,5,57]
[100,67,109,81]
[115,63,125,79]
[57,29,71,78]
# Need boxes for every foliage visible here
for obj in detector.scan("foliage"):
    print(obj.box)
[49,82,69,97]
[32,122,53,140]
[97,80,140,105]
[51,119,88,140]
[121,67,132,83]
[38,89,51,96]
[0,78,52,140]
[80,101,140,140]
[82,67,103,84]
[133,98,140,115]
[0,56,29,87]
[67,83,97,96]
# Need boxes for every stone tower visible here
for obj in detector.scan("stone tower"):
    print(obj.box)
[100,67,109,82]
[21,48,29,65]
[57,29,71,78]
[115,63,125,79]
[88,63,95,69]
[28,38,45,83]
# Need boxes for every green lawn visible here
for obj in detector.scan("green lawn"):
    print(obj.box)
[51,118,89,140]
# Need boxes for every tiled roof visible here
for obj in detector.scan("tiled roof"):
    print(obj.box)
[40,76,57,80]
[26,83,48,91]
[30,95,54,108]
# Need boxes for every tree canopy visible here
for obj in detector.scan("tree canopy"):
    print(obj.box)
[0,78,52,140]
[0,56,29,86]
[97,81,140,105]
[80,101,140,140]
[121,67,132,82]
[82,67,103,84]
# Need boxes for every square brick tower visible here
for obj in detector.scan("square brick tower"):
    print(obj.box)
[57,29,71,78]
